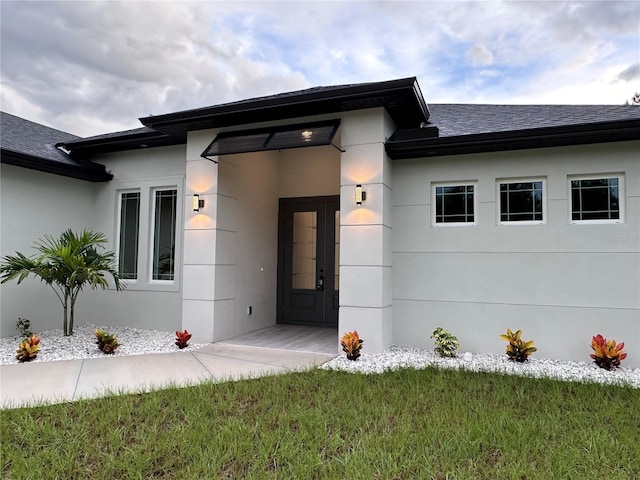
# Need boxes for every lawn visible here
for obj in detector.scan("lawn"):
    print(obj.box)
[2,367,639,479]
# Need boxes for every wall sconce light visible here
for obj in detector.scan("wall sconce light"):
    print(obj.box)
[355,184,366,206]
[192,194,205,212]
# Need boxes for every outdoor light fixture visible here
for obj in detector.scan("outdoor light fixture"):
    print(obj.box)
[355,184,366,205]
[192,194,205,212]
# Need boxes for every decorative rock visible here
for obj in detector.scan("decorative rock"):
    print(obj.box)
[0,324,205,365]
[322,346,640,389]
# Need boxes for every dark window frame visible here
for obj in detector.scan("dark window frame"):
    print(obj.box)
[570,176,622,223]
[498,179,545,224]
[433,183,477,225]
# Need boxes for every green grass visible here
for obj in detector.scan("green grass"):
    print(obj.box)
[2,367,639,479]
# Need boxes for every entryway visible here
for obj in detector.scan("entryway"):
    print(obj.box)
[220,324,338,355]
[277,196,340,327]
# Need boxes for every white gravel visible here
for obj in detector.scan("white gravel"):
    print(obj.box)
[1,324,206,366]
[322,346,640,389]
[3,326,638,389]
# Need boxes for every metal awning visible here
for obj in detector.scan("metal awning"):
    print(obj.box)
[201,119,341,161]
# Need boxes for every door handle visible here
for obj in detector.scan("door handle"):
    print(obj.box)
[316,274,324,291]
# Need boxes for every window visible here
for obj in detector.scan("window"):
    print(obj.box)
[152,189,177,281]
[113,180,182,291]
[118,192,140,280]
[433,183,476,225]
[499,180,545,224]
[570,176,622,223]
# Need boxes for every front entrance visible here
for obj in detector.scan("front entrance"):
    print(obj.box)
[277,196,340,326]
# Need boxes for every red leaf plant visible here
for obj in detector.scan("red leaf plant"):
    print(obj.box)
[175,329,192,349]
[341,330,364,361]
[590,334,627,370]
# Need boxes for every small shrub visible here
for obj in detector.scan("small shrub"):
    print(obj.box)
[175,329,192,349]
[341,330,364,361]
[590,334,627,370]
[499,328,537,362]
[16,335,40,362]
[95,329,121,354]
[16,318,33,338]
[431,327,460,358]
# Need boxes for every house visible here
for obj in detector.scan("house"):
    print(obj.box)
[2,77,639,367]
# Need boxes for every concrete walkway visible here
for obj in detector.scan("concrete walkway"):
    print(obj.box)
[0,343,336,409]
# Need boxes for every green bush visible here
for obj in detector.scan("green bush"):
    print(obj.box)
[431,327,460,358]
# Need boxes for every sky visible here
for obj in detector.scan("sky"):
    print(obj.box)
[1,0,639,137]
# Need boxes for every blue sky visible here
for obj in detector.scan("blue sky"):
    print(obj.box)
[1,0,638,137]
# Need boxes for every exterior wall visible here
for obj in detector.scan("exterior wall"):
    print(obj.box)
[79,145,187,332]
[392,141,640,367]
[339,108,396,352]
[0,164,96,336]
[183,126,340,343]
[277,146,340,198]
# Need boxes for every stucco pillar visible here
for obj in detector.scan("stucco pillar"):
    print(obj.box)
[339,109,395,353]
[181,131,220,343]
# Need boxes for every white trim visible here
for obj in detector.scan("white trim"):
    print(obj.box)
[431,180,478,227]
[568,173,625,225]
[497,177,547,226]
[110,178,183,292]
[148,185,182,290]
[115,188,141,281]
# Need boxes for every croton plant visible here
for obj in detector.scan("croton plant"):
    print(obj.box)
[590,334,627,370]
[341,330,364,361]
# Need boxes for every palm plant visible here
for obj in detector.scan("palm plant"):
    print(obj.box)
[0,229,123,336]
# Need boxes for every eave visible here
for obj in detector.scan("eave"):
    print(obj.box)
[58,130,185,158]
[385,119,640,160]
[140,77,429,136]
[1,149,113,182]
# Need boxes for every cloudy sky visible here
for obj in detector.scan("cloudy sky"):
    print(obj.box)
[1,0,638,137]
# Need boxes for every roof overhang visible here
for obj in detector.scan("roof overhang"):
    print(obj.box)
[386,119,640,160]
[201,120,341,161]
[58,128,185,159]
[141,77,429,137]
[1,149,113,182]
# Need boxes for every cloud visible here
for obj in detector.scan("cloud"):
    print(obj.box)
[467,45,494,67]
[614,63,640,82]
[0,1,638,136]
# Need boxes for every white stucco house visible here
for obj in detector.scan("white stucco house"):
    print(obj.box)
[2,77,639,367]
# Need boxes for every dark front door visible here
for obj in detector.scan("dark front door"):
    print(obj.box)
[277,196,340,326]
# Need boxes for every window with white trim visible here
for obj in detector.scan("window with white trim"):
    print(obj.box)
[570,176,623,223]
[433,183,476,225]
[117,191,140,280]
[114,179,182,291]
[152,189,177,281]
[499,179,545,224]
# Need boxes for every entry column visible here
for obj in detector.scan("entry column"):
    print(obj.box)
[339,109,395,353]
[181,131,220,343]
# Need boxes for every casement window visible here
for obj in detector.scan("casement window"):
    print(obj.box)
[118,192,140,280]
[433,183,476,225]
[152,189,177,281]
[570,176,623,223]
[499,179,545,224]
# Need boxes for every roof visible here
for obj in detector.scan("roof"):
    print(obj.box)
[1,112,112,181]
[429,104,640,137]
[138,77,429,136]
[386,104,640,159]
[5,78,640,178]
[60,126,184,158]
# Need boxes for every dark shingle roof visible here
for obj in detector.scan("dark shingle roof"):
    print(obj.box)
[428,104,640,137]
[1,112,81,165]
[1,112,112,181]
[139,77,428,135]
[386,104,640,159]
